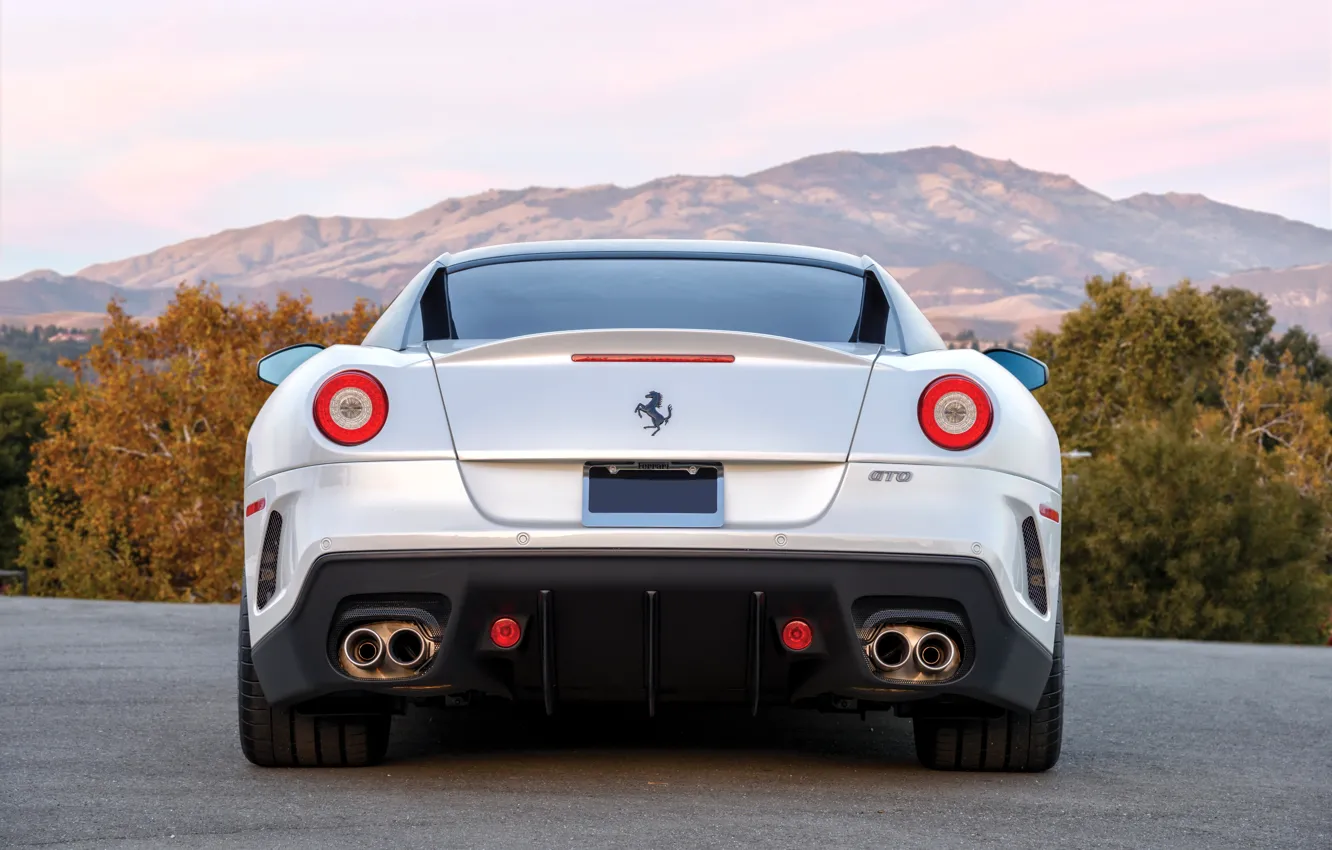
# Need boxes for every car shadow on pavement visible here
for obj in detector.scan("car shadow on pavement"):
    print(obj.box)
[384,701,924,774]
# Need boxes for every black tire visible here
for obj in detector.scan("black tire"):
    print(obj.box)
[238,592,391,767]
[912,606,1064,772]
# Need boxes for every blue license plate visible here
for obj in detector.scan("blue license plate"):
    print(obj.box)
[582,463,724,528]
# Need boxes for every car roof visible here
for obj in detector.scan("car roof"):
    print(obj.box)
[438,239,868,274]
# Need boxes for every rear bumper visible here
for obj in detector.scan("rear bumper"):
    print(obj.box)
[244,460,1062,655]
[249,549,1053,713]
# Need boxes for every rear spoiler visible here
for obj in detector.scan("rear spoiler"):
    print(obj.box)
[363,252,946,355]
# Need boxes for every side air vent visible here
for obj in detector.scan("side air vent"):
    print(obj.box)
[1021,516,1048,614]
[256,511,283,609]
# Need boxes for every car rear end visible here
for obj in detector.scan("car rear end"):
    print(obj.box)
[240,242,1063,769]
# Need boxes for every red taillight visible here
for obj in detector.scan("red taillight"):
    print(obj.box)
[489,617,522,649]
[313,370,388,446]
[244,498,266,517]
[918,375,993,451]
[781,619,813,651]
[1040,504,1060,523]
[571,354,735,363]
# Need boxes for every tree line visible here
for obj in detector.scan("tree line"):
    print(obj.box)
[2,278,1330,643]
[0,324,101,381]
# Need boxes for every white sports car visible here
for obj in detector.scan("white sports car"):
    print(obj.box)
[239,239,1063,771]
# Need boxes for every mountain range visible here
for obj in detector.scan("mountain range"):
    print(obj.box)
[5,147,1330,343]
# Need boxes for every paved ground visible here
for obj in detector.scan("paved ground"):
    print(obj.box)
[1,598,1329,849]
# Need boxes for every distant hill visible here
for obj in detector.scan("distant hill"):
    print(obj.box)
[0,270,384,323]
[8,146,1332,338]
[923,292,1072,342]
[1197,263,1332,348]
[892,262,1015,309]
[0,270,161,315]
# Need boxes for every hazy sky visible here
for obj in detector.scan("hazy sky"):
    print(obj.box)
[2,0,1329,277]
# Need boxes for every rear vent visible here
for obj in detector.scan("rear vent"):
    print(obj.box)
[256,511,282,609]
[1021,516,1048,614]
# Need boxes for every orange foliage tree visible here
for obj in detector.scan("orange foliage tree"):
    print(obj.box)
[18,285,380,602]
[1202,353,1332,500]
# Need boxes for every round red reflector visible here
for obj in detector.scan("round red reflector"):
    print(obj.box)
[918,375,993,451]
[313,370,388,445]
[781,619,813,651]
[489,617,522,649]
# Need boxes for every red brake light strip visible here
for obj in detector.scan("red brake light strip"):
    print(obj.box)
[571,354,734,363]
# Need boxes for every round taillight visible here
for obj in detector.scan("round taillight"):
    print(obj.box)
[313,370,388,446]
[490,617,522,649]
[918,375,993,451]
[781,619,813,651]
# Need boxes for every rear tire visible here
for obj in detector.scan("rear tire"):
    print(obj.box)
[912,605,1063,772]
[238,591,391,767]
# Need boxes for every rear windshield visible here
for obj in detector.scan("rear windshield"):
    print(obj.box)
[440,258,865,342]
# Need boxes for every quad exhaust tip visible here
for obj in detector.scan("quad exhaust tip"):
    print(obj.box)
[869,629,912,671]
[342,627,384,669]
[914,631,958,673]
[864,624,962,678]
[386,626,427,669]
[340,621,436,675]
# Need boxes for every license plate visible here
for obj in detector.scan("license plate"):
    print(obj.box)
[581,463,724,528]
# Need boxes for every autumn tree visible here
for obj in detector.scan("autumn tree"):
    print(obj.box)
[19,285,380,602]
[1206,285,1332,415]
[1202,353,1332,499]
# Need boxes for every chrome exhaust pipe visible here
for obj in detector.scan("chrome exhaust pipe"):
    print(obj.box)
[914,631,958,673]
[869,628,912,671]
[342,627,384,669]
[386,626,427,669]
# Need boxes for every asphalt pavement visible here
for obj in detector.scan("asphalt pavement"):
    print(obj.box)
[1,597,1329,849]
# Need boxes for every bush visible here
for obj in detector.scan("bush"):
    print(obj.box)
[1062,416,1331,643]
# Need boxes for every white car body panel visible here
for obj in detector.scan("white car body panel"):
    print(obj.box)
[457,461,849,527]
[429,329,882,462]
[244,459,1060,650]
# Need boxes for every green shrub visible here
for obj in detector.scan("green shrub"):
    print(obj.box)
[0,353,51,573]
[1062,417,1331,643]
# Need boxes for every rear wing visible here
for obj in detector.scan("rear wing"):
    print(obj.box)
[363,248,947,355]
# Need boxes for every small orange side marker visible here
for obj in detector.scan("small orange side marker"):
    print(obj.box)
[1039,504,1060,523]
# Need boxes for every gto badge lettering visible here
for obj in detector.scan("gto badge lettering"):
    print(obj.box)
[634,390,673,436]
[869,470,913,482]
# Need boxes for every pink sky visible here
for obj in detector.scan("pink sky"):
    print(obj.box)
[1,0,1329,276]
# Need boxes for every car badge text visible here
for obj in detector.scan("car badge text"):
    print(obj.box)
[634,390,673,436]
[869,470,913,482]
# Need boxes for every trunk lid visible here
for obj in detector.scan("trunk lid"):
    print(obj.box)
[428,329,880,462]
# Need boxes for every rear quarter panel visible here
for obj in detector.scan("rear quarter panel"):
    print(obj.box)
[849,348,1061,491]
[245,344,456,487]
